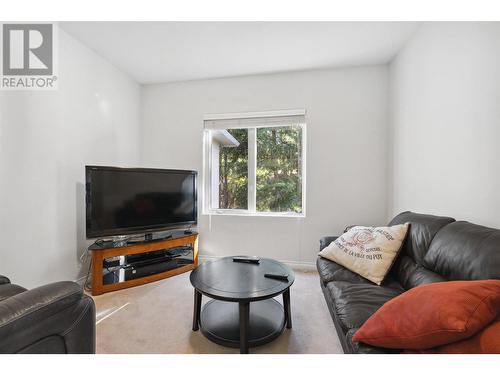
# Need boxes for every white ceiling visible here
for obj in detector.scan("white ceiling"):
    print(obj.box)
[60,22,419,85]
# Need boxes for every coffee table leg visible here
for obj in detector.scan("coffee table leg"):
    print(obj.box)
[283,289,292,329]
[192,289,202,331]
[239,302,250,354]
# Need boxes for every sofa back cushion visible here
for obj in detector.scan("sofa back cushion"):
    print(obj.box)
[388,211,455,289]
[424,221,500,281]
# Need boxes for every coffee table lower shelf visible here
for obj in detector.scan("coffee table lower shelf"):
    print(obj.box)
[199,299,285,350]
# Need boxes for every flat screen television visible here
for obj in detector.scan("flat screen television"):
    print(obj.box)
[86,166,197,238]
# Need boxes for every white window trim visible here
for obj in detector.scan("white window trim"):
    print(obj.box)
[202,110,307,218]
[204,109,305,121]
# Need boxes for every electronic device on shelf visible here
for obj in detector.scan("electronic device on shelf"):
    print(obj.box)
[232,256,261,264]
[85,166,197,240]
[124,260,179,281]
[124,246,193,264]
[101,245,195,285]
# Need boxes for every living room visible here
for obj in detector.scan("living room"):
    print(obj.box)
[1,1,499,373]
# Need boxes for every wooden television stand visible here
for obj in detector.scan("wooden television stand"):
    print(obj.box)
[89,232,198,296]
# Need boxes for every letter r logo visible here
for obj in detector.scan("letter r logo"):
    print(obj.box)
[2,24,53,75]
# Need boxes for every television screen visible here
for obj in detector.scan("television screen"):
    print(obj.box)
[86,166,197,238]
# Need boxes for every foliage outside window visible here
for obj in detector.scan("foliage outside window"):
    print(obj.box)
[256,126,302,213]
[218,129,248,209]
[204,114,305,216]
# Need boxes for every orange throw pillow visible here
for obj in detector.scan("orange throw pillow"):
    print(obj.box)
[353,280,500,350]
[407,319,500,354]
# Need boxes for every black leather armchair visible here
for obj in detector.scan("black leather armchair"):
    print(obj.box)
[0,275,95,354]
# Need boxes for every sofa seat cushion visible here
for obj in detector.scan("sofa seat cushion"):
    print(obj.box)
[346,328,400,354]
[326,280,404,331]
[0,284,27,302]
[317,257,371,285]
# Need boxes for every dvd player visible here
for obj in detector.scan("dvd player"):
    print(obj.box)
[102,245,194,285]
[125,245,192,265]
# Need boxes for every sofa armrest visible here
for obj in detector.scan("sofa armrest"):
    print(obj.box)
[320,224,361,251]
[0,275,10,285]
[344,225,359,233]
[0,281,95,353]
[0,281,82,328]
[319,236,338,251]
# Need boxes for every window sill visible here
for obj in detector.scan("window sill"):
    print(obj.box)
[203,210,305,218]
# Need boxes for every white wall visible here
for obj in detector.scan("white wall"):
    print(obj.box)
[6,22,499,286]
[0,29,141,288]
[389,23,500,227]
[141,67,390,264]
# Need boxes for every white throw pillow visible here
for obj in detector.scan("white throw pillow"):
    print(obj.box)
[319,223,409,285]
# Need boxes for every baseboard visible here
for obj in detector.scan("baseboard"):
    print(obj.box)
[199,255,316,271]
[281,259,317,271]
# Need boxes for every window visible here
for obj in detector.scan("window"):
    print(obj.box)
[203,110,306,216]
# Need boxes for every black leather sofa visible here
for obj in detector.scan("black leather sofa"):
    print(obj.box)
[317,211,500,354]
[0,276,95,353]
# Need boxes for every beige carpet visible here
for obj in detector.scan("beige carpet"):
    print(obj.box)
[92,267,343,354]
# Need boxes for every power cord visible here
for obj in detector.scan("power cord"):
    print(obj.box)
[104,265,119,283]
[83,256,92,292]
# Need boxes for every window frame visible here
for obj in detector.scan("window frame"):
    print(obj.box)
[202,110,307,218]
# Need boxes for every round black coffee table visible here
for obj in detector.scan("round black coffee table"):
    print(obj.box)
[190,257,294,354]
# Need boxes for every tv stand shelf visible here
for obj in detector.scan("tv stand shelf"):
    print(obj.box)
[88,232,198,296]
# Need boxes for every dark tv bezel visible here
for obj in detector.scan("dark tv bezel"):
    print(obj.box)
[85,165,198,239]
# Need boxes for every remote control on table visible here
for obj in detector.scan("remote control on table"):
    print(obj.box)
[232,256,260,264]
[264,273,289,281]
